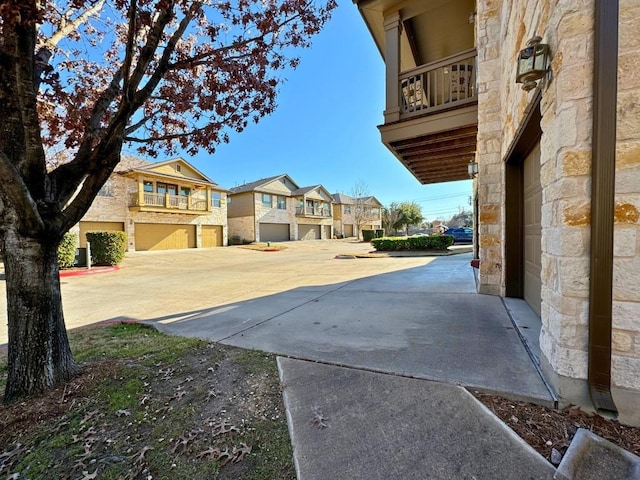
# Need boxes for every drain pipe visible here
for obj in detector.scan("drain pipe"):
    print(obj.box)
[588,0,618,414]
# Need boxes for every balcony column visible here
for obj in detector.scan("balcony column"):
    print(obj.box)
[383,12,402,123]
[137,175,144,206]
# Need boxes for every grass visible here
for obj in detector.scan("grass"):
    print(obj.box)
[0,323,295,480]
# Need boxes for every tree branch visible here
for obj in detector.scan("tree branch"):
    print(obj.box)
[0,153,44,233]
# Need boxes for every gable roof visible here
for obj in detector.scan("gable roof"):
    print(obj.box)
[229,174,299,194]
[118,156,224,189]
[331,193,383,207]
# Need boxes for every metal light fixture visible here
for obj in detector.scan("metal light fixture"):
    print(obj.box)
[467,160,478,178]
[516,36,551,91]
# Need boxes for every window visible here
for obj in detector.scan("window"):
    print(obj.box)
[372,208,380,216]
[180,186,191,197]
[211,192,221,208]
[344,205,351,214]
[176,164,182,172]
[98,180,114,197]
[143,181,153,193]
[262,193,272,208]
[277,195,286,209]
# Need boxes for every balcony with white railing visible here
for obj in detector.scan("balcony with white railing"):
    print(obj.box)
[399,49,477,119]
[129,192,208,213]
[295,206,331,218]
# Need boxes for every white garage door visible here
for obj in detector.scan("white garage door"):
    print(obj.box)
[135,224,196,251]
[298,224,320,240]
[259,223,290,242]
[523,143,542,317]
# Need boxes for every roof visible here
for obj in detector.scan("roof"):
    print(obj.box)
[117,156,224,189]
[331,193,383,207]
[229,174,292,194]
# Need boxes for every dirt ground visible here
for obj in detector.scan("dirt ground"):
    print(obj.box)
[472,390,640,466]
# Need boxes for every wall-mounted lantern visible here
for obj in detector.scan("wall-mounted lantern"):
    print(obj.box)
[468,160,479,178]
[516,36,551,91]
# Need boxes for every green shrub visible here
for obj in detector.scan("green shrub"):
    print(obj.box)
[86,231,127,265]
[57,232,78,268]
[371,234,453,251]
[362,229,385,241]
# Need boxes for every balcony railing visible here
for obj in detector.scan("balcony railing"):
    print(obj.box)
[399,48,477,119]
[130,192,207,212]
[296,206,331,217]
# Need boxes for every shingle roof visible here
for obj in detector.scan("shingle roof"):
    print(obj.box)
[229,174,288,194]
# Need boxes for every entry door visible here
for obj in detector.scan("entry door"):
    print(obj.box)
[523,143,542,316]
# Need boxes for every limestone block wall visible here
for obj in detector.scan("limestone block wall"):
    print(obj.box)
[612,0,640,426]
[477,0,640,424]
[228,216,256,243]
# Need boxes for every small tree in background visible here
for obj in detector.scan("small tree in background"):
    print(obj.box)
[447,209,473,227]
[398,201,424,235]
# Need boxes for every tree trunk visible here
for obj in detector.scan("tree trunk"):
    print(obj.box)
[3,229,78,403]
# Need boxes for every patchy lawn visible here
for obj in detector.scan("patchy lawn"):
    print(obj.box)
[0,323,294,480]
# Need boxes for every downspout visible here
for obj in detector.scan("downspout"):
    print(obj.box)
[588,0,618,414]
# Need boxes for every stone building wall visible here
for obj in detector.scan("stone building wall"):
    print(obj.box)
[477,0,640,424]
[77,174,228,249]
[612,0,640,426]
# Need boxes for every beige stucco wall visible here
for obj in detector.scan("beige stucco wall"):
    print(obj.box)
[477,0,640,424]
[75,174,228,249]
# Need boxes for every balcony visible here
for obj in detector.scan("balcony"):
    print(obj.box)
[296,206,331,218]
[381,49,478,185]
[129,192,208,214]
[354,0,478,185]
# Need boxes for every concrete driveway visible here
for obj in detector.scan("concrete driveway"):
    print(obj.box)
[0,240,553,403]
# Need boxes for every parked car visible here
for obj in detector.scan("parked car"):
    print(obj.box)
[447,227,473,244]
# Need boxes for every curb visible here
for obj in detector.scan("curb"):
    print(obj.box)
[59,266,120,277]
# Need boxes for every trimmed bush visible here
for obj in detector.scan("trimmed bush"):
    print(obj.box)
[362,229,386,242]
[57,232,78,268]
[371,234,454,251]
[86,231,127,266]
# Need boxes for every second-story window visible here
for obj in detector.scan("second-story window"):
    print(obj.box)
[143,181,153,192]
[344,205,351,214]
[277,195,286,209]
[211,192,221,208]
[262,193,272,208]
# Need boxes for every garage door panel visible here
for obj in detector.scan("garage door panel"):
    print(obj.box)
[259,223,289,242]
[523,143,542,317]
[79,221,124,248]
[135,224,195,251]
[298,224,320,240]
[202,225,223,247]
[344,224,354,237]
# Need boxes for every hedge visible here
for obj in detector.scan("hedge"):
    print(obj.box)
[362,229,385,241]
[85,231,127,266]
[57,232,78,268]
[371,234,454,251]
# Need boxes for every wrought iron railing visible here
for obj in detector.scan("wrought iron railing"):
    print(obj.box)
[399,48,477,118]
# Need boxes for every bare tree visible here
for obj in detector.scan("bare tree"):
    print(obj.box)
[350,179,371,239]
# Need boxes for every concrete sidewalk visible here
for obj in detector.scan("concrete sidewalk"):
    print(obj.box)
[278,357,555,480]
[151,253,554,404]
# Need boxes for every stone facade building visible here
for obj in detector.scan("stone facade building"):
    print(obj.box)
[227,174,334,243]
[331,193,383,238]
[354,0,640,425]
[72,157,228,251]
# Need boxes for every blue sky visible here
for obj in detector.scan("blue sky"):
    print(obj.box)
[147,1,472,222]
